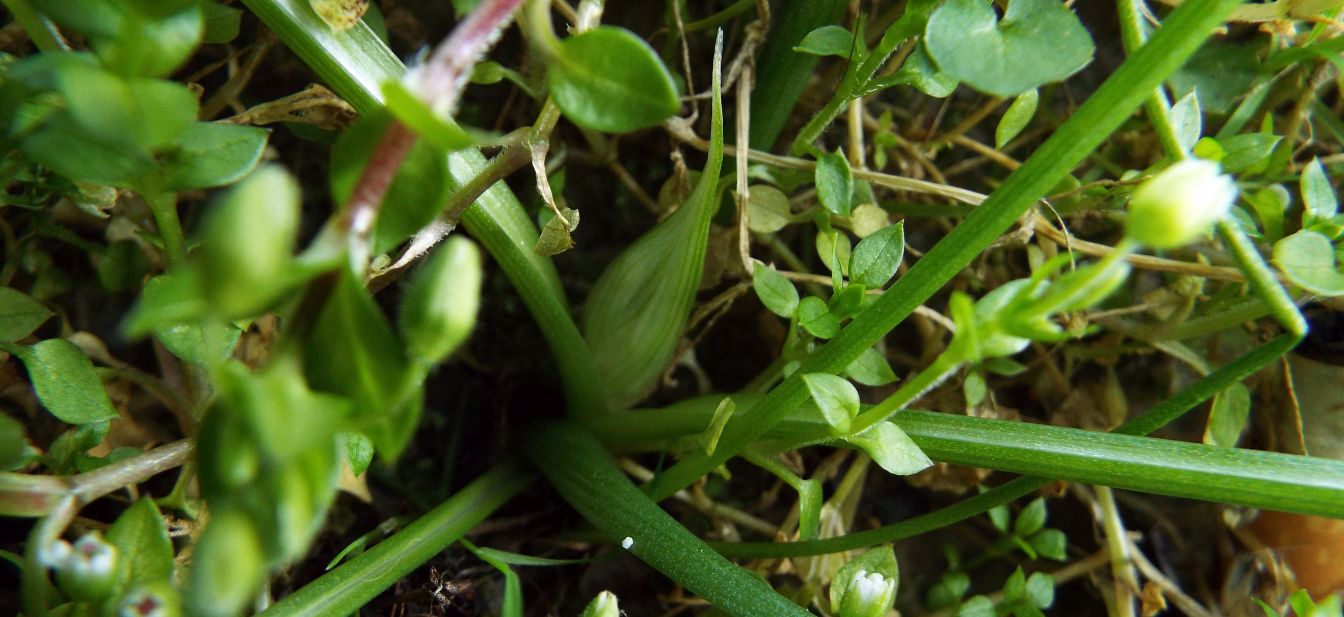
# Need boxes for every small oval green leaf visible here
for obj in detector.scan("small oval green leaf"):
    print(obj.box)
[995,88,1038,149]
[13,338,118,424]
[849,221,905,289]
[548,27,680,133]
[815,151,854,216]
[802,372,858,432]
[752,263,799,318]
[0,287,53,343]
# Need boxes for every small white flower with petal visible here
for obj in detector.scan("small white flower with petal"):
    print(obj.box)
[1126,158,1238,249]
[838,569,897,617]
[54,533,119,601]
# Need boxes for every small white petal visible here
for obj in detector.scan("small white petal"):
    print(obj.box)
[621,536,634,550]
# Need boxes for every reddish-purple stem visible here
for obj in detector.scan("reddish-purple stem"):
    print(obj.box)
[339,0,524,251]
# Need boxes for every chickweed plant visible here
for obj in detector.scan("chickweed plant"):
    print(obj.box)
[1,0,1343,615]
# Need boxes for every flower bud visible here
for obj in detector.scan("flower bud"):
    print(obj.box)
[119,581,182,617]
[54,532,118,602]
[579,591,620,617]
[1126,159,1237,249]
[198,165,301,318]
[837,569,897,617]
[398,236,483,366]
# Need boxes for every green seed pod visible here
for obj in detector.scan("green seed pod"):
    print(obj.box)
[1126,159,1236,249]
[578,591,620,617]
[198,165,301,318]
[188,509,265,617]
[583,36,725,411]
[398,237,483,366]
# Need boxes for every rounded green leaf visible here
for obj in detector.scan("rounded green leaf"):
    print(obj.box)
[747,185,793,234]
[12,338,118,424]
[802,372,859,432]
[752,263,800,318]
[162,122,269,191]
[548,27,679,133]
[1273,230,1344,296]
[0,287,53,342]
[849,221,905,289]
[797,296,841,339]
[925,0,1094,97]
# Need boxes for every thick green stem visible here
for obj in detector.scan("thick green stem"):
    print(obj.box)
[1,0,66,52]
[1216,220,1308,337]
[145,191,187,267]
[523,421,813,617]
[708,332,1305,558]
[648,0,1248,502]
[1117,0,1186,160]
[260,459,533,617]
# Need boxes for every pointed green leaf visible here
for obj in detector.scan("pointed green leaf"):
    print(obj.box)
[305,270,415,458]
[844,347,898,386]
[793,25,854,57]
[996,89,1038,149]
[1169,91,1202,153]
[752,263,800,318]
[10,339,117,424]
[0,287,53,342]
[846,421,933,475]
[1301,158,1338,219]
[548,27,680,133]
[1014,497,1047,536]
[802,373,858,432]
[849,221,905,288]
[815,151,854,216]
[1204,382,1251,447]
[107,498,173,589]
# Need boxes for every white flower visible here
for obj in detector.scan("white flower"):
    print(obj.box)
[838,569,897,617]
[621,536,634,550]
[1126,158,1237,249]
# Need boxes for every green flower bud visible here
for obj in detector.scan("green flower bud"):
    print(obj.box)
[1126,159,1236,249]
[198,165,301,318]
[188,509,266,617]
[578,591,620,617]
[53,532,118,602]
[119,581,182,617]
[398,237,483,365]
[837,569,897,617]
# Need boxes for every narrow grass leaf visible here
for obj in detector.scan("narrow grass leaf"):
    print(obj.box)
[523,420,813,617]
